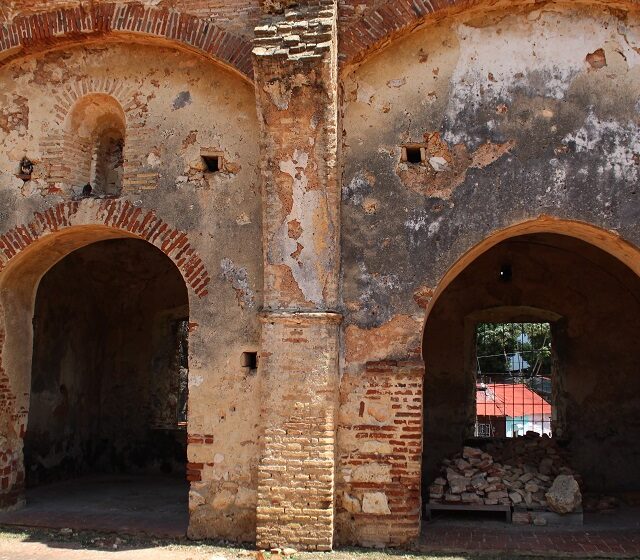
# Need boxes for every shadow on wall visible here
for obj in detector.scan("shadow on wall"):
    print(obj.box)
[422,232,640,494]
[24,238,189,487]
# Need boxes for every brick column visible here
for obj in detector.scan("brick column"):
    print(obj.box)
[252,0,340,551]
[257,312,341,550]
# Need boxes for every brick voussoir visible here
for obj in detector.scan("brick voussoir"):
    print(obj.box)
[0,2,253,79]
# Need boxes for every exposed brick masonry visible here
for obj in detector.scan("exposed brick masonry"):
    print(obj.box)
[0,325,25,511]
[337,361,424,547]
[0,2,254,77]
[339,0,482,66]
[39,80,156,193]
[338,0,640,67]
[256,313,341,551]
[254,0,334,60]
[252,0,342,552]
[6,1,640,81]
[253,0,340,311]
[0,200,210,297]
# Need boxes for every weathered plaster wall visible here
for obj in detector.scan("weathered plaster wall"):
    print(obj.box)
[343,4,640,343]
[422,233,640,492]
[0,41,262,540]
[252,1,342,551]
[339,2,640,543]
[2,0,640,550]
[26,238,188,486]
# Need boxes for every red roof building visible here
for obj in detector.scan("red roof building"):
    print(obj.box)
[477,383,552,418]
[476,383,552,438]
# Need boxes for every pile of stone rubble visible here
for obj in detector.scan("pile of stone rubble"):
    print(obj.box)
[428,433,582,513]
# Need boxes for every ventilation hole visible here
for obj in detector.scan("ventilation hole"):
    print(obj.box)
[19,156,33,180]
[404,145,423,164]
[241,351,258,370]
[499,264,512,283]
[202,154,221,173]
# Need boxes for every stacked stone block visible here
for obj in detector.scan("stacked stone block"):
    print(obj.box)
[337,361,424,547]
[257,313,341,550]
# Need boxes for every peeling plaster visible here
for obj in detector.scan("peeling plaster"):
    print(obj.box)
[396,134,514,199]
[405,212,443,245]
[563,110,640,182]
[189,374,204,388]
[271,149,331,306]
[263,80,291,110]
[220,258,256,309]
[344,314,422,364]
[172,91,192,110]
[343,170,373,205]
[444,9,640,143]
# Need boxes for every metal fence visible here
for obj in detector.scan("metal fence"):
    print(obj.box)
[475,323,553,438]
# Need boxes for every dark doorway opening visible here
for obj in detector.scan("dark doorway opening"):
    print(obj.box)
[18,238,189,535]
[422,232,640,530]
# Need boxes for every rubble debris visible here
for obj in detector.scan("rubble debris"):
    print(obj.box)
[429,433,582,512]
[546,474,582,514]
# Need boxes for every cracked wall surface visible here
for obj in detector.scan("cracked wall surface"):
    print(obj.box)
[0,38,262,541]
[2,0,640,552]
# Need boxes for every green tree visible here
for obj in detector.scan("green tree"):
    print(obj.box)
[476,323,552,377]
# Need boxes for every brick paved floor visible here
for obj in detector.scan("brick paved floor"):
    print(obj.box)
[421,526,640,557]
[420,508,640,557]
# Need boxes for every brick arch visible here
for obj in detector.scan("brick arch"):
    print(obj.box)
[339,0,640,70]
[0,2,253,80]
[0,198,210,510]
[0,199,210,298]
[421,216,640,330]
[42,85,156,192]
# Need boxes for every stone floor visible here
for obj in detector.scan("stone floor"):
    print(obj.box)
[0,475,188,538]
[1,480,640,557]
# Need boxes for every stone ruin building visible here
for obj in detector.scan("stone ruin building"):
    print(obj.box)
[0,0,640,552]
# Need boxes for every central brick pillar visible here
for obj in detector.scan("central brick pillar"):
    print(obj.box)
[257,312,341,550]
[252,0,340,551]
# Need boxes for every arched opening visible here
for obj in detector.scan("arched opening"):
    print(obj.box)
[90,127,124,195]
[423,231,640,527]
[65,94,126,197]
[0,235,190,535]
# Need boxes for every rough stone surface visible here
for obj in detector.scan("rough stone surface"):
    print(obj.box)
[361,492,391,515]
[546,475,582,514]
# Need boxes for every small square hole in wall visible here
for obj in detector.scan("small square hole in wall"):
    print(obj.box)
[201,151,222,173]
[402,145,424,164]
[241,351,258,371]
